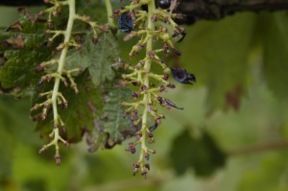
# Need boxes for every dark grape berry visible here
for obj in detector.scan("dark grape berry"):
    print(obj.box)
[158,0,171,9]
[118,12,133,33]
[171,67,196,85]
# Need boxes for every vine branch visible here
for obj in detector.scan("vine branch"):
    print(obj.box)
[2,0,288,24]
[104,0,115,28]
[175,0,288,24]
[228,140,288,156]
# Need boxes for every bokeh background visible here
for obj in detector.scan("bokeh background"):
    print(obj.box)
[1,3,288,191]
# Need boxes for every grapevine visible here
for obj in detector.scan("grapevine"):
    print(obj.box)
[1,0,193,174]
[0,0,287,186]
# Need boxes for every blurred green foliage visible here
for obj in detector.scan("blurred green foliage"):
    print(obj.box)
[170,129,226,176]
[0,3,288,191]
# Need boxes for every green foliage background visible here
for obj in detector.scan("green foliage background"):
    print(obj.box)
[0,4,288,191]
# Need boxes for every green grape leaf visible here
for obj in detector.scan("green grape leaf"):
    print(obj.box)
[0,48,47,92]
[66,33,117,86]
[80,86,136,152]
[179,13,256,112]
[0,27,51,94]
[100,87,135,148]
[65,37,92,71]
[261,12,288,100]
[88,33,117,86]
[34,71,103,143]
[77,0,107,23]
[169,128,226,177]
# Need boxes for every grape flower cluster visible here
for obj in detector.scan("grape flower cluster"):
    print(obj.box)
[116,0,195,176]
[31,0,104,164]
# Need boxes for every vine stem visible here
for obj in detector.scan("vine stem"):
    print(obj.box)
[51,0,75,128]
[139,0,155,165]
[104,0,115,28]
